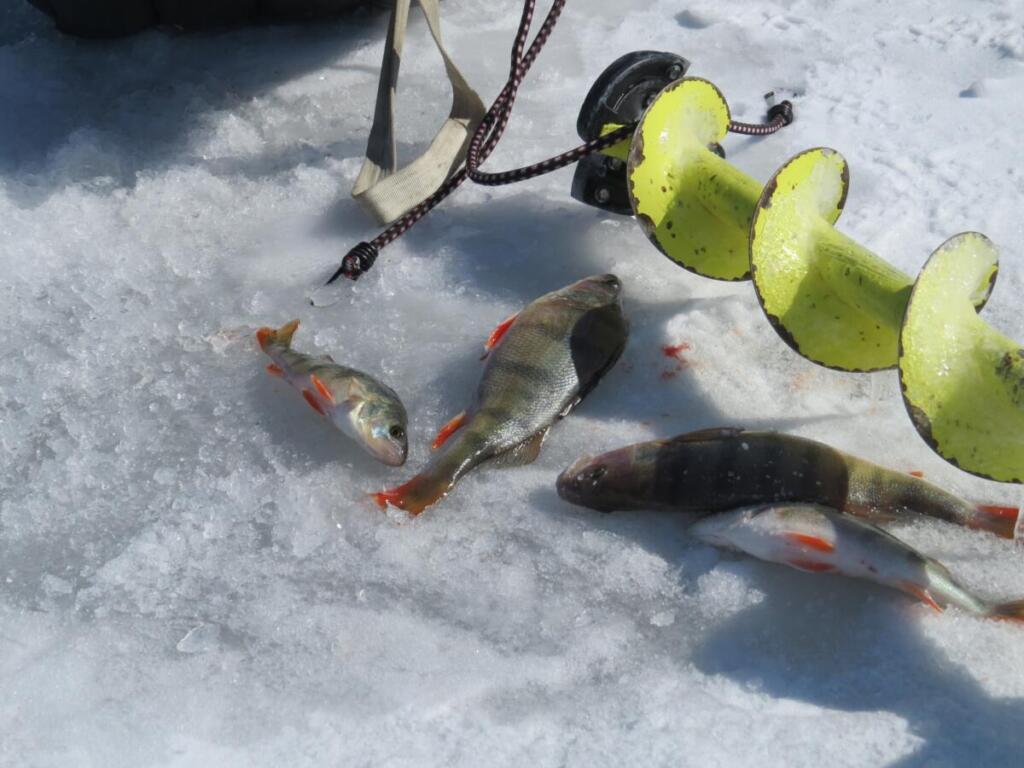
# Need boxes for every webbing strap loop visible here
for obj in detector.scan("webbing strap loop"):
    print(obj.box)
[351,0,486,225]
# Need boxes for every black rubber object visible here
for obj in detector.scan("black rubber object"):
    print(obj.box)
[29,0,155,37]
[27,0,371,37]
[155,0,259,30]
[570,50,690,215]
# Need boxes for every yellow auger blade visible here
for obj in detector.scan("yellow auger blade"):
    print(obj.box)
[626,78,760,281]
[598,122,631,162]
[749,148,994,372]
[899,233,1023,483]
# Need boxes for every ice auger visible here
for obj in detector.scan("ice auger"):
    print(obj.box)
[603,73,1022,483]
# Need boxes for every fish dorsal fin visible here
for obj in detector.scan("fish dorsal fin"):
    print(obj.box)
[568,305,628,402]
[491,427,549,468]
[668,427,745,444]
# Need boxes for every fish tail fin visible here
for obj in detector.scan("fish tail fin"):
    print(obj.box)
[256,319,300,352]
[990,599,1024,623]
[373,432,475,516]
[973,504,1019,539]
[370,473,452,517]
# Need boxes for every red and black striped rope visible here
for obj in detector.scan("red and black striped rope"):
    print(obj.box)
[729,100,794,136]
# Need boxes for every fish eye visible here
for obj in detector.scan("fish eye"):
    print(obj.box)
[389,425,405,440]
[582,465,607,484]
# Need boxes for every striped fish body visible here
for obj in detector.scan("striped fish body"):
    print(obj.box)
[268,345,358,396]
[556,428,1017,538]
[257,320,408,466]
[375,274,629,515]
[689,504,1024,621]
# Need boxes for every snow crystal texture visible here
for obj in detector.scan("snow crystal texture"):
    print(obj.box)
[3,1,1024,766]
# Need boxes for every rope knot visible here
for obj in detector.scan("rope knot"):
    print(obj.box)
[325,241,379,285]
[342,241,379,280]
[767,100,794,126]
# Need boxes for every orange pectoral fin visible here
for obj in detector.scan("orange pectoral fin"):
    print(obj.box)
[784,532,836,553]
[482,313,518,358]
[900,581,943,613]
[908,470,924,478]
[432,411,467,450]
[787,558,835,573]
[266,363,285,377]
[302,389,327,416]
[311,374,334,404]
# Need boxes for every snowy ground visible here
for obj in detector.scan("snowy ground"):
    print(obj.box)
[3,0,1024,765]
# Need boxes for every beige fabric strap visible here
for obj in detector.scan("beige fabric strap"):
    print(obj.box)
[351,0,485,225]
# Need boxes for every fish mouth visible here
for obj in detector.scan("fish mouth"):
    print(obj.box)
[585,273,622,296]
[559,453,595,481]
[366,440,408,467]
[555,463,583,504]
[570,273,622,301]
[685,516,720,545]
[556,454,617,512]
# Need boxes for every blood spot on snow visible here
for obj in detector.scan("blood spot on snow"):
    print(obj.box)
[660,342,692,380]
[662,342,692,360]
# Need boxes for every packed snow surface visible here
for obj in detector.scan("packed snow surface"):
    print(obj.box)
[3,1,1024,765]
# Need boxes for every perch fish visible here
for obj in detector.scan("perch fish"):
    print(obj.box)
[690,503,1024,621]
[375,274,629,515]
[556,428,1018,538]
[257,319,408,466]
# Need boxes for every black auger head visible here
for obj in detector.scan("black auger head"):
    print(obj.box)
[570,51,690,215]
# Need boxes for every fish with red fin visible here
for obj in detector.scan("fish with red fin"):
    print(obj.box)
[690,503,1024,621]
[375,274,629,515]
[556,428,1018,538]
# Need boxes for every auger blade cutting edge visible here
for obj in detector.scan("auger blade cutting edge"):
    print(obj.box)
[899,233,1024,484]
[570,50,690,215]
[626,78,762,281]
[749,148,996,371]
